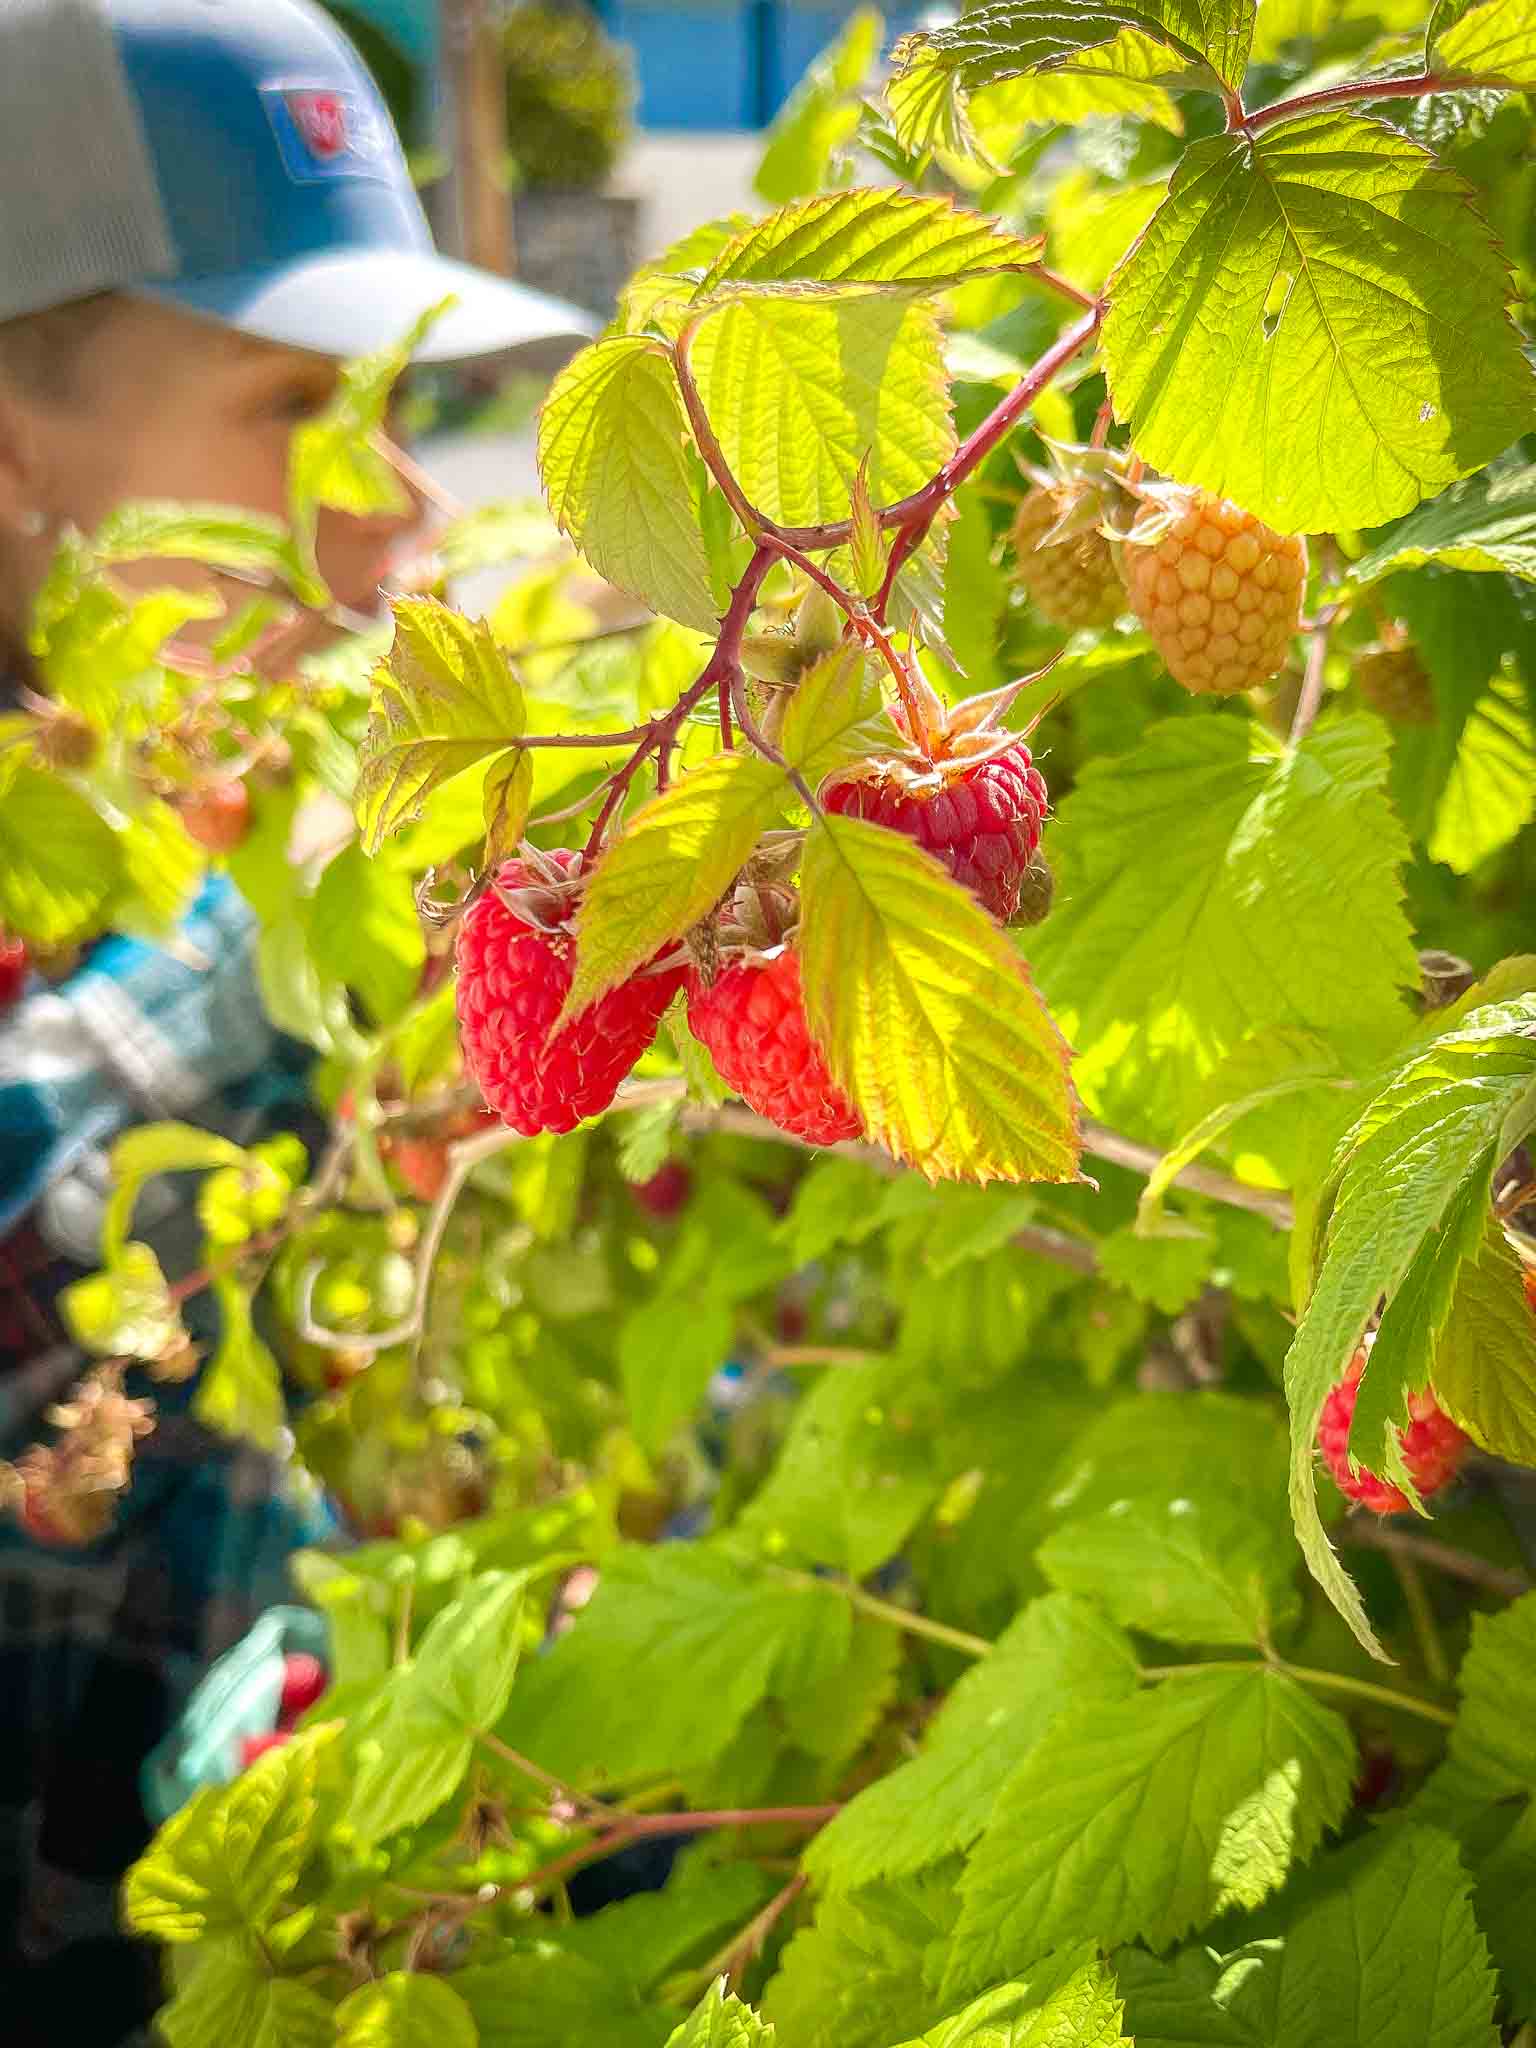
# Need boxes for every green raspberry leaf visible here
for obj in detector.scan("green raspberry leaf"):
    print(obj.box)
[891,1945,1127,2048]
[496,1544,852,1784]
[0,762,124,950]
[154,1947,336,2048]
[944,1667,1355,1999]
[621,1295,736,1456]
[667,1981,776,2048]
[1427,669,1536,875]
[1346,463,1536,584]
[1117,1823,1499,2048]
[692,189,1044,300]
[735,1357,945,1577]
[336,1974,479,2048]
[195,1280,285,1452]
[1036,1394,1300,1648]
[1430,1214,1536,1463]
[564,752,784,1024]
[806,1595,1138,1893]
[122,1724,339,1942]
[538,335,720,633]
[1283,996,1536,1657]
[60,1241,184,1364]
[1029,716,1419,1136]
[895,0,1255,94]
[800,813,1081,1185]
[1102,112,1536,533]
[311,842,427,1028]
[688,298,954,536]
[356,598,526,854]
[766,1870,962,2048]
[1430,0,1536,84]
[289,304,443,580]
[344,1572,527,1843]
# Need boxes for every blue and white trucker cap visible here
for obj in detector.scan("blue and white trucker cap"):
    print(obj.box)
[0,0,594,361]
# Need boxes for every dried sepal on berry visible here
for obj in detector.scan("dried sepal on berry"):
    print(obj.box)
[1118,483,1307,697]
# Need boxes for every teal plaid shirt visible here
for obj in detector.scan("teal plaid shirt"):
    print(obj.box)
[0,874,336,2044]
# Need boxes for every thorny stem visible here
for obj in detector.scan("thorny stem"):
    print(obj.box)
[684,1872,807,1996]
[1030,264,1101,314]
[1289,603,1336,747]
[474,1729,612,1823]
[729,666,824,816]
[674,320,770,537]
[520,1803,840,1899]
[580,735,658,863]
[1339,1519,1532,1600]
[766,532,925,726]
[1238,71,1479,136]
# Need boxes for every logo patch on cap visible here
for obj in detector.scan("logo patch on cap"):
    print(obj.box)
[263,84,390,185]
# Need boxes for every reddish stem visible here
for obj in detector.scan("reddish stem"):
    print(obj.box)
[580,738,657,863]
[522,1802,839,1898]
[675,319,769,536]
[1239,70,1472,135]
[1030,263,1099,313]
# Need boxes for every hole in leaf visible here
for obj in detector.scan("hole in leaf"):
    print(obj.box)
[1261,268,1295,340]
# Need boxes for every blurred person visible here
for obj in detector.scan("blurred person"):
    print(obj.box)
[0,2,590,2038]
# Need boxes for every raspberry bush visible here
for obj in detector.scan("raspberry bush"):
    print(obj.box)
[5,0,1536,2040]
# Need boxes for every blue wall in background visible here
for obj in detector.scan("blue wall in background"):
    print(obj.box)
[592,0,923,130]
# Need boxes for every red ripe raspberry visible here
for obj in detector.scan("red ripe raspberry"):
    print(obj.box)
[0,932,28,1009]
[687,950,862,1147]
[178,779,251,852]
[456,854,684,1137]
[1121,489,1306,696]
[278,1651,327,1724]
[630,1160,693,1219]
[1524,1264,1536,1316]
[1316,1345,1468,1515]
[822,740,1048,925]
[239,1731,290,1770]
[1012,484,1124,630]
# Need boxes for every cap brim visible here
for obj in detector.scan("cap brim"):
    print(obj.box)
[139,246,597,362]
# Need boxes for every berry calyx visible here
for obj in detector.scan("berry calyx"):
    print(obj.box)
[456,851,685,1137]
[178,779,252,853]
[1316,1344,1468,1515]
[1012,483,1125,630]
[0,931,28,1009]
[1119,487,1306,697]
[687,948,862,1148]
[278,1651,328,1724]
[1355,639,1435,726]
